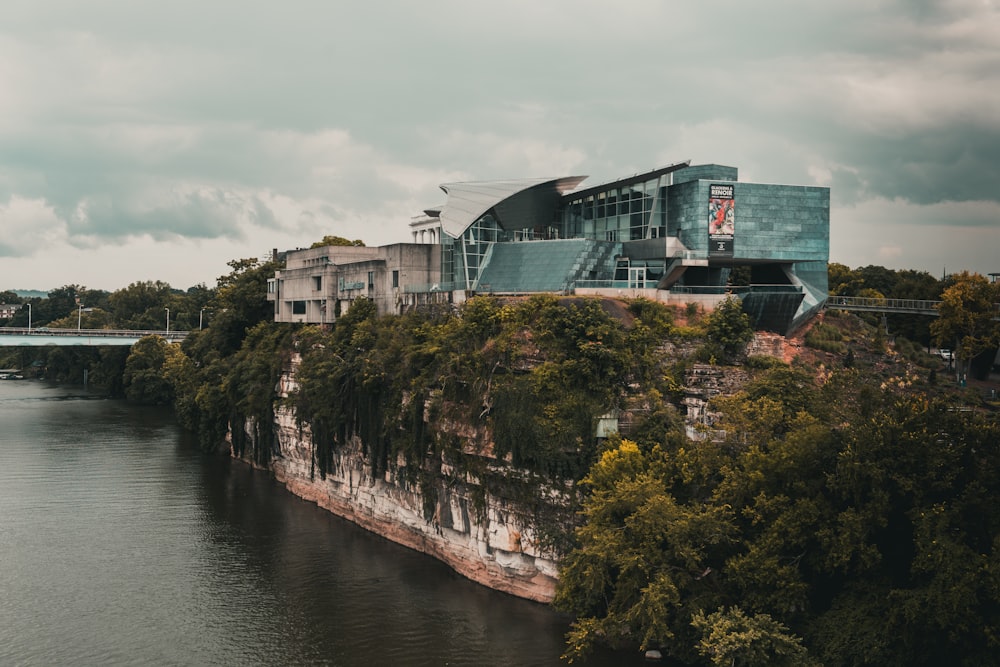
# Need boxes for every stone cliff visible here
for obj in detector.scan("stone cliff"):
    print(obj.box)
[234,353,564,603]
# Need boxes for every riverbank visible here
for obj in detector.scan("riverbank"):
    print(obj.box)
[251,387,562,603]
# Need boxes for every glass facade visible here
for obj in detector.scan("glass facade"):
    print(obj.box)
[433,163,830,333]
[557,174,668,242]
[453,214,502,288]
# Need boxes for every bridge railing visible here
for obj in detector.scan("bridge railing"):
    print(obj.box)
[825,296,1000,318]
[0,327,189,341]
[825,296,941,313]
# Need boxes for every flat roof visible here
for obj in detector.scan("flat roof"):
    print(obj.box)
[561,160,691,201]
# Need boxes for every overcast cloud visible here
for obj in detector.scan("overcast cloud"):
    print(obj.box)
[2,0,998,291]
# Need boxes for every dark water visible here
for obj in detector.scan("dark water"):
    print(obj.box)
[0,382,633,666]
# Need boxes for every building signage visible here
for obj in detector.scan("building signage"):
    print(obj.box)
[708,183,735,257]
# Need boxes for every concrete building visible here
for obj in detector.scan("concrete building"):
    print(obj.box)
[270,161,830,333]
[267,243,448,323]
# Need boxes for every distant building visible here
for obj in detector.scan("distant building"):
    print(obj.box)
[0,303,22,320]
[269,161,830,333]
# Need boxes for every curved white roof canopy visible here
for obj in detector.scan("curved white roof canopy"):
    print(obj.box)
[438,176,587,239]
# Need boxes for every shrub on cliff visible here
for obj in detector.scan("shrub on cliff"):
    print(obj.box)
[554,369,1000,666]
[701,296,754,364]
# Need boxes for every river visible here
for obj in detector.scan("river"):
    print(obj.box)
[0,381,634,666]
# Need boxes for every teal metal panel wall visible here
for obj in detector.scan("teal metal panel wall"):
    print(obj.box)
[732,183,829,263]
[667,180,708,252]
[672,164,738,184]
[666,181,829,263]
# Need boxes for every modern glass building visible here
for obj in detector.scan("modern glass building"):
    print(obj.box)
[408,161,830,334]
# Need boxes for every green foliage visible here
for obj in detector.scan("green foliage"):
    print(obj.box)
[692,607,815,667]
[829,264,947,346]
[4,278,214,390]
[39,346,100,385]
[803,322,845,354]
[627,297,674,332]
[703,296,754,363]
[931,271,1000,364]
[555,439,738,663]
[310,235,365,248]
[224,323,294,466]
[197,257,282,358]
[556,368,1000,665]
[291,295,654,484]
[19,254,998,667]
[892,335,933,366]
[108,281,176,330]
[744,354,786,370]
[123,335,182,404]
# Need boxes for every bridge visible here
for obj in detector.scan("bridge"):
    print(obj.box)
[0,328,189,346]
[825,296,942,316]
[825,296,1000,320]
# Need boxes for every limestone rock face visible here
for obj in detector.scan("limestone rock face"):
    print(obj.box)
[236,355,562,603]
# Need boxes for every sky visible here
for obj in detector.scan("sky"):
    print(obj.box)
[2,0,999,293]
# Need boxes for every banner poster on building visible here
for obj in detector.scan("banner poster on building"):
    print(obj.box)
[708,183,735,257]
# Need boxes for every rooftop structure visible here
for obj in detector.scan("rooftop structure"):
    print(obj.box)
[270,162,830,334]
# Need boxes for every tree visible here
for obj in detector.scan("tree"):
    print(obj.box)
[857,264,897,296]
[123,335,183,404]
[554,439,738,663]
[310,235,365,248]
[827,263,864,296]
[108,281,175,330]
[930,271,1000,374]
[199,258,281,356]
[692,607,815,667]
[37,285,81,325]
[704,296,754,363]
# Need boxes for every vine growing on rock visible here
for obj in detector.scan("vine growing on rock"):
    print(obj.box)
[288,295,681,536]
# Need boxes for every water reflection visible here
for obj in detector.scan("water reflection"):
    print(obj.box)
[0,382,633,666]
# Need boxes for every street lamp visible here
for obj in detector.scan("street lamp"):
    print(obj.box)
[77,304,84,330]
[26,303,31,332]
[199,307,210,330]
[165,307,170,334]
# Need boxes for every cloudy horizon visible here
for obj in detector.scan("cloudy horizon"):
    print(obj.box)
[2,0,998,292]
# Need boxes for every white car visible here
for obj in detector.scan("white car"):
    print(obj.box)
[938,349,952,360]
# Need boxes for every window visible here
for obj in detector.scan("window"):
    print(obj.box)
[392,270,399,288]
[312,276,322,291]
[292,301,306,315]
[367,271,374,287]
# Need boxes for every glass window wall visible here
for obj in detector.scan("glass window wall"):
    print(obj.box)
[453,214,503,288]
[557,175,668,241]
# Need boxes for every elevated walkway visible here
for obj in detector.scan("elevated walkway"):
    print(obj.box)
[825,296,943,316]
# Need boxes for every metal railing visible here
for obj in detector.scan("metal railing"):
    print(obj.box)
[403,282,460,294]
[824,296,941,315]
[669,284,804,295]
[0,327,189,341]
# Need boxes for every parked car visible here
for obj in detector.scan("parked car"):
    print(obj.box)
[938,348,952,360]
